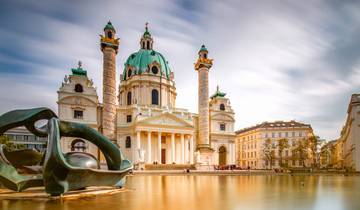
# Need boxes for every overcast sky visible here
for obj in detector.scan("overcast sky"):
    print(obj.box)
[0,0,359,140]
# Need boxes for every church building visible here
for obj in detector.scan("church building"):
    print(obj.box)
[57,22,236,169]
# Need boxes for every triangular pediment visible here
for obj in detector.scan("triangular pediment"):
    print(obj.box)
[137,112,193,128]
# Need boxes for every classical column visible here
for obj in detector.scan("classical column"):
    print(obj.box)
[181,134,185,164]
[147,131,152,163]
[158,132,162,164]
[185,136,189,164]
[136,131,141,162]
[190,135,194,164]
[171,133,175,163]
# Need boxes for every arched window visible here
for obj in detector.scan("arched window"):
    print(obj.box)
[127,69,132,78]
[107,31,113,39]
[146,41,150,49]
[220,104,225,111]
[71,139,86,152]
[127,92,132,105]
[151,89,159,105]
[125,136,131,148]
[151,66,158,74]
[142,42,145,49]
[74,84,83,93]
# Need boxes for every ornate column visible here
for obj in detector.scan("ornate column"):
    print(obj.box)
[190,135,194,164]
[181,134,185,164]
[158,132,162,164]
[171,133,175,163]
[147,131,152,163]
[100,22,119,142]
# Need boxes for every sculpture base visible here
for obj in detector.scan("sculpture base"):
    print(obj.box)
[195,146,214,171]
[0,186,128,200]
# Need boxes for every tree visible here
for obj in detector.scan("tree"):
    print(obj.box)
[293,138,308,167]
[0,135,26,151]
[277,138,289,168]
[307,136,318,168]
[262,138,276,169]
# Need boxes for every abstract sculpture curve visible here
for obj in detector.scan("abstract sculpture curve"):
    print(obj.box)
[0,107,132,196]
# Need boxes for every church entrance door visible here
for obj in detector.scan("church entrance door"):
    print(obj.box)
[218,146,227,166]
[161,149,166,164]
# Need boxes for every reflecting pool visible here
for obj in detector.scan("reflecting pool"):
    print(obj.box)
[2,175,360,210]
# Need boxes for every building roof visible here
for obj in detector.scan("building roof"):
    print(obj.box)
[123,49,171,80]
[104,21,115,32]
[210,85,226,99]
[199,44,208,53]
[71,61,87,77]
[235,120,312,135]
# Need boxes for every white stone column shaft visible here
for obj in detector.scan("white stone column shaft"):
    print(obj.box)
[181,134,185,164]
[136,131,141,162]
[190,135,194,164]
[158,132,162,163]
[171,133,175,163]
[147,131,152,163]
[185,137,189,164]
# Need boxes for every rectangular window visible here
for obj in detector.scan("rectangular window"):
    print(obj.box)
[74,110,83,119]
[125,136,131,148]
[278,132,281,138]
[285,132,288,137]
[272,133,275,138]
[292,132,295,137]
[299,132,303,137]
[126,115,132,123]
[220,123,226,131]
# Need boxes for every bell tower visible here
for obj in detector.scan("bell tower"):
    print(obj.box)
[195,45,214,166]
[100,21,119,142]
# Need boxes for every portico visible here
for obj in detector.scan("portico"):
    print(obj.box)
[134,129,194,164]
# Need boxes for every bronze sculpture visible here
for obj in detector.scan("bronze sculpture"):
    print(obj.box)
[0,107,132,196]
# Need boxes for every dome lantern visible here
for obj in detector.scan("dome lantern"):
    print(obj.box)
[140,22,153,50]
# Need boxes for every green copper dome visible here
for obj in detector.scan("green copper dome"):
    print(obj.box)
[104,21,115,32]
[123,49,171,80]
[210,86,226,99]
[199,44,208,53]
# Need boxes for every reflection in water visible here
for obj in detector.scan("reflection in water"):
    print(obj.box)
[1,175,360,210]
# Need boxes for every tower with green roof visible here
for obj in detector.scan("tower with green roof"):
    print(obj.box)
[194,44,214,160]
[100,21,119,142]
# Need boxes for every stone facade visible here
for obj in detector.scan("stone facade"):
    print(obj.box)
[236,121,314,169]
[57,64,100,156]
[56,23,236,169]
[209,88,236,165]
[330,94,360,171]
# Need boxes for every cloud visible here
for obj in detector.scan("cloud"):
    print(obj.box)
[0,0,359,140]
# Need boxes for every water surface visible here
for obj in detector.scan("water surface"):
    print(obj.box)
[2,175,360,210]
